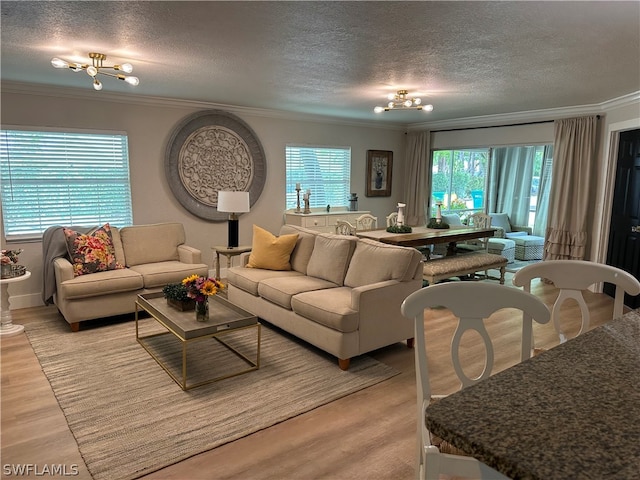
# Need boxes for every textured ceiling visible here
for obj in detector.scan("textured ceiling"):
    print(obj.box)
[1,1,639,125]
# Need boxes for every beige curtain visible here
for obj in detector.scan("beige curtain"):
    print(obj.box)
[404,131,431,226]
[545,116,598,260]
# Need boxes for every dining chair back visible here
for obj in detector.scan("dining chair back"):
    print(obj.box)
[386,212,398,227]
[355,213,378,231]
[335,220,356,235]
[463,213,492,252]
[401,282,550,480]
[512,260,640,343]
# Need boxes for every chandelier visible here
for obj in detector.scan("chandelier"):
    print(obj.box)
[374,90,433,113]
[51,52,140,91]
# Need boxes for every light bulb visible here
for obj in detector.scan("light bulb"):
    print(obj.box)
[387,93,396,101]
[51,58,69,69]
[124,76,139,86]
[423,104,434,112]
[71,63,83,72]
[414,98,422,105]
[374,106,384,113]
[404,100,412,108]
[87,66,98,77]
[387,101,395,109]
[93,78,103,91]
[119,63,133,73]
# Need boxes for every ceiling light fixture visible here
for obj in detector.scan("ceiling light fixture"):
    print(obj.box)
[51,52,140,91]
[374,89,433,113]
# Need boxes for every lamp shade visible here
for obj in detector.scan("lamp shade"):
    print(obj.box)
[217,191,250,213]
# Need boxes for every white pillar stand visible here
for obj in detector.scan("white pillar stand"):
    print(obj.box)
[0,270,30,337]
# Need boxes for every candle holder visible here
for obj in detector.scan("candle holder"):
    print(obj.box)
[303,193,311,214]
[295,186,301,213]
[436,202,443,224]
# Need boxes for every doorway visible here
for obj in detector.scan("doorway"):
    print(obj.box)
[605,128,640,308]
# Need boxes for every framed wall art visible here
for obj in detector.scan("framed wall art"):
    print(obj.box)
[366,150,393,197]
[164,109,266,221]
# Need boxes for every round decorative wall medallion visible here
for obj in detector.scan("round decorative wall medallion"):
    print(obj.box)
[165,110,266,221]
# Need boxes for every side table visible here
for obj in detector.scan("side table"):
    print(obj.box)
[212,245,252,280]
[1,270,31,337]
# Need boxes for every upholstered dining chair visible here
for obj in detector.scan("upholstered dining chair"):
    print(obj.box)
[512,260,640,345]
[355,213,378,231]
[335,220,356,235]
[386,212,398,227]
[461,212,491,252]
[401,282,551,480]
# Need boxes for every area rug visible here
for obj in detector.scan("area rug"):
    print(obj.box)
[26,316,399,480]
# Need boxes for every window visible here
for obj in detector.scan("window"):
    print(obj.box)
[1,128,133,241]
[431,149,489,219]
[285,145,351,209]
[430,145,553,232]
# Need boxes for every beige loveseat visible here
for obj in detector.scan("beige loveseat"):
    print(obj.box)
[44,223,208,331]
[226,224,423,370]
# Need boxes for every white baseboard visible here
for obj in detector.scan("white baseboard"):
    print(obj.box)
[7,292,44,310]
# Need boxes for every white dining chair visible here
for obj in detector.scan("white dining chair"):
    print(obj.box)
[335,220,356,235]
[386,212,398,227]
[355,213,378,231]
[512,259,640,344]
[401,282,551,480]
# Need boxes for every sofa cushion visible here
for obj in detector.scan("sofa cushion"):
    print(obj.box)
[247,225,299,271]
[227,266,303,296]
[64,224,124,277]
[128,261,209,289]
[258,276,337,310]
[291,287,359,333]
[60,268,144,300]
[110,227,126,266]
[280,225,317,274]
[306,234,356,286]
[120,223,184,266]
[344,239,422,288]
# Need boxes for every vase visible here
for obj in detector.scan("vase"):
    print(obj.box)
[195,299,209,322]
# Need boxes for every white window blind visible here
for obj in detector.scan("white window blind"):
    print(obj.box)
[1,129,133,240]
[285,145,351,209]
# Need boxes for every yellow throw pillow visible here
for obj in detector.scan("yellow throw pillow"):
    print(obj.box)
[247,225,299,270]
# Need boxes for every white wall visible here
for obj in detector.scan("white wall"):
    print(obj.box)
[1,87,405,308]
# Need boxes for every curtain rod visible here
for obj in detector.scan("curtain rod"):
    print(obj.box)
[427,115,600,133]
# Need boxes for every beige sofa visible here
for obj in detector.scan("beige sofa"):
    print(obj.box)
[46,223,208,331]
[227,224,423,370]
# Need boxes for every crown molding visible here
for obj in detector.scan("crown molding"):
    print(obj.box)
[0,81,404,131]
[3,81,637,132]
[407,91,640,131]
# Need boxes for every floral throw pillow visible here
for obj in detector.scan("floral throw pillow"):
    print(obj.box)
[64,224,124,277]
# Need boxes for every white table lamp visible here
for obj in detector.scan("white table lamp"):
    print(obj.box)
[217,191,250,248]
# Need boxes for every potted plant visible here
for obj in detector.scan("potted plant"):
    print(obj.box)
[162,282,196,311]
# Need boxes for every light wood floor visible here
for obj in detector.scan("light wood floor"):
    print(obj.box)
[1,280,619,480]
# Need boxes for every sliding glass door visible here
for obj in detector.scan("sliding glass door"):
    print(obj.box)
[430,145,552,234]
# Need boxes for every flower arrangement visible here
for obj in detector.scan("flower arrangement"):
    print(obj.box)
[1,249,23,265]
[182,274,224,302]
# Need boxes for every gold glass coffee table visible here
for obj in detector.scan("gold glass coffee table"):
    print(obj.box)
[136,292,260,390]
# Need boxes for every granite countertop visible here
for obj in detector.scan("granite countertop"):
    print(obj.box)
[425,309,640,480]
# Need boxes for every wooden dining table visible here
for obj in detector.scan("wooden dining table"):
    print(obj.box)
[355,225,497,255]
[425,308,640,479]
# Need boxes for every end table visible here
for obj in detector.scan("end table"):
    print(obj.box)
[1,270,31,337]
[212,245,252,280]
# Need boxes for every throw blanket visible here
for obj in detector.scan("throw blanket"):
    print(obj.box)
[41,225,94,305]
